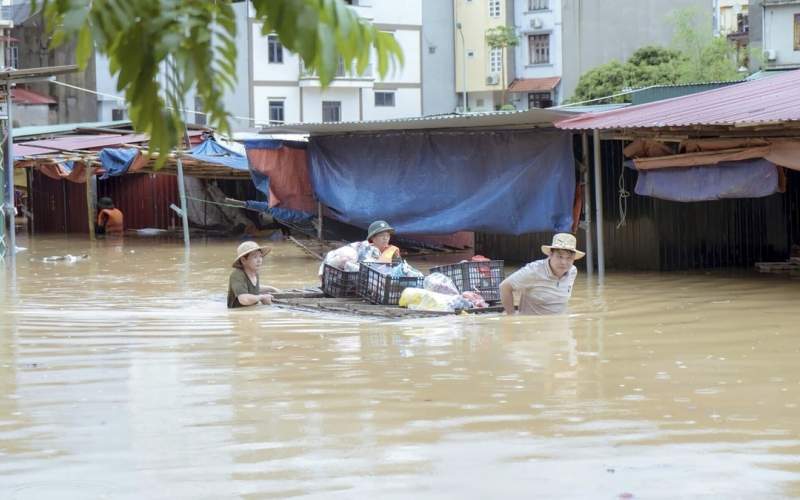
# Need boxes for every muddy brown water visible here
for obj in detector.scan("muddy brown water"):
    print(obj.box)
[1,235,799,499]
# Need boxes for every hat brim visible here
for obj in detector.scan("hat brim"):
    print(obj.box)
[367,227,395,241]
[542,245,585,260]
[232,245,272,268]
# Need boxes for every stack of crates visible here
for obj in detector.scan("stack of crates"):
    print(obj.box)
[429,260,505,303]
[357,262,424,305]
[320,263,360,298]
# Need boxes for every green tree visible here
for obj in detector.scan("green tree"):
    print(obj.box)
[668,7,740,82]
[485,25,519,106]
[34,0,403,164]
[570,7,739,103]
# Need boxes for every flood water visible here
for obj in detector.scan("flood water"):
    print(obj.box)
[1,234,799,499]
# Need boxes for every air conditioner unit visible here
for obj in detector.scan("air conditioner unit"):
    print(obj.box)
[764,49,777,61]
[486,74,499,85]
[530,17,543,29]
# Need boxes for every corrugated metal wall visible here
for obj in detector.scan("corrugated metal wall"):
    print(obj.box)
[30,171,180,233]
[97,174,179,230]
[30,171,89,233]
[476,139,800,270]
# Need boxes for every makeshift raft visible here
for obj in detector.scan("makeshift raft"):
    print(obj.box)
[272,288,504,319]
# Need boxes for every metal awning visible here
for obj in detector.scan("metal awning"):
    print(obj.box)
[260,108,574,136]
[508,77,561,93]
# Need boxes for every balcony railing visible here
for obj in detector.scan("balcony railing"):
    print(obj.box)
[300,59,373,79]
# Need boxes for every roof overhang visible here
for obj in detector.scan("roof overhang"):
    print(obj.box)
[260,108,575,136]
[0,65,79,83]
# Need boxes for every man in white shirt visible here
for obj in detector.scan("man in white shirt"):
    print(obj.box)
[499,233,585,315]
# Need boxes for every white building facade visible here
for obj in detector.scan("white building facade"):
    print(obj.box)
[510,0,562,108]
[761,0,800,69]
[250,0,423,126]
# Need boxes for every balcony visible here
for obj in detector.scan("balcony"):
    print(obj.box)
[299,59,374,88]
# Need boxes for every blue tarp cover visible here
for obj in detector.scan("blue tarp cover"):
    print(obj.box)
[244,200,314,223]
[634,158,779,202]
[307,130,575,235]
[189,139,249,171]
[98,148,138,179]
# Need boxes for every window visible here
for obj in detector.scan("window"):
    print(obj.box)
[374,91,395,107]
[529,0,548,11]
[269,100,285,124]
[8,44,18,69]
[489,0,501,17]
[268,35,283,63]
[528,92,552,109]
[112,108,127,121]
[194,96,206,126]
[795,14,800,51]
[529,34,550,64]
[322,101,341,122]
[489,47,502,73]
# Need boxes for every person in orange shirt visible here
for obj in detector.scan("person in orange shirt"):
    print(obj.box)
[367,220,401,264]
[96,197,124,236]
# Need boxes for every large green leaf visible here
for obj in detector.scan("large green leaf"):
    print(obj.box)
[32,0,404,166]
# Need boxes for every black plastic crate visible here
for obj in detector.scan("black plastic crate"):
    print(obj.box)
[357,262,424,305]
[429,260,505,303]
[321,263,360,298]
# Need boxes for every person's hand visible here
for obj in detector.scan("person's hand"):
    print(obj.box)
[260,294,273,305]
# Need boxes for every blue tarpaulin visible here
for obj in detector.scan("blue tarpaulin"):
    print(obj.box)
[98,148,138,179]
[307,130,575,235]
[634,159,780,202]
[244,200,314,223]
[188,139,249,171]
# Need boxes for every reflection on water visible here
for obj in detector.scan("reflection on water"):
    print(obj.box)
[1,235,799,499]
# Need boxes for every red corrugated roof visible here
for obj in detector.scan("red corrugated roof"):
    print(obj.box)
[7,88,57,105]
[18,130,204,153]
[508,77,561,93]
[556,69,800,130]
[22,134,151,151]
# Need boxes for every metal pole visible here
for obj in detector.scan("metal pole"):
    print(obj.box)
[317,201,323,241]
[4,79,15,257]
[581,133,593,279]
[176,156,190,248]
[457,24,467,111]
[85,171,95,241]
[592,130,605,279]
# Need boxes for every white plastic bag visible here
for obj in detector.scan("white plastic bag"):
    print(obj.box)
[423,272,459,295]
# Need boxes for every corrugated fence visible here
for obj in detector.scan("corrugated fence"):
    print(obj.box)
[477,140,800,271]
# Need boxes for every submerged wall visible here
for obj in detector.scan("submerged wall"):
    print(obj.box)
[477,140,800,271]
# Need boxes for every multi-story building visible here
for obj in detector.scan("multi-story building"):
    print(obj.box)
[757,0,800,70]
[454,0,514,112]
[462,0,713,110]
[422,0,457,115]
[714,0,749,67]
[559,0,713,103]
[250,0,423,125]
[508,0,562,109]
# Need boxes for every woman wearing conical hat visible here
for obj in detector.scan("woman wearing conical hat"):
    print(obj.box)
[227,241,280,308]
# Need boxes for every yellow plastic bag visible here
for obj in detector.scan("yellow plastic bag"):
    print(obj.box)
[399,288,456,312]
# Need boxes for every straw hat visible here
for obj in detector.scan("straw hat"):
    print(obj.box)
[232,241,271,268]
[367,220,395,241]
[541,233,585,260]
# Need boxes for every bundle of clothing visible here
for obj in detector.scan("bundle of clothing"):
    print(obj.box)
[321,241,382,273]
[398,272,488,312]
